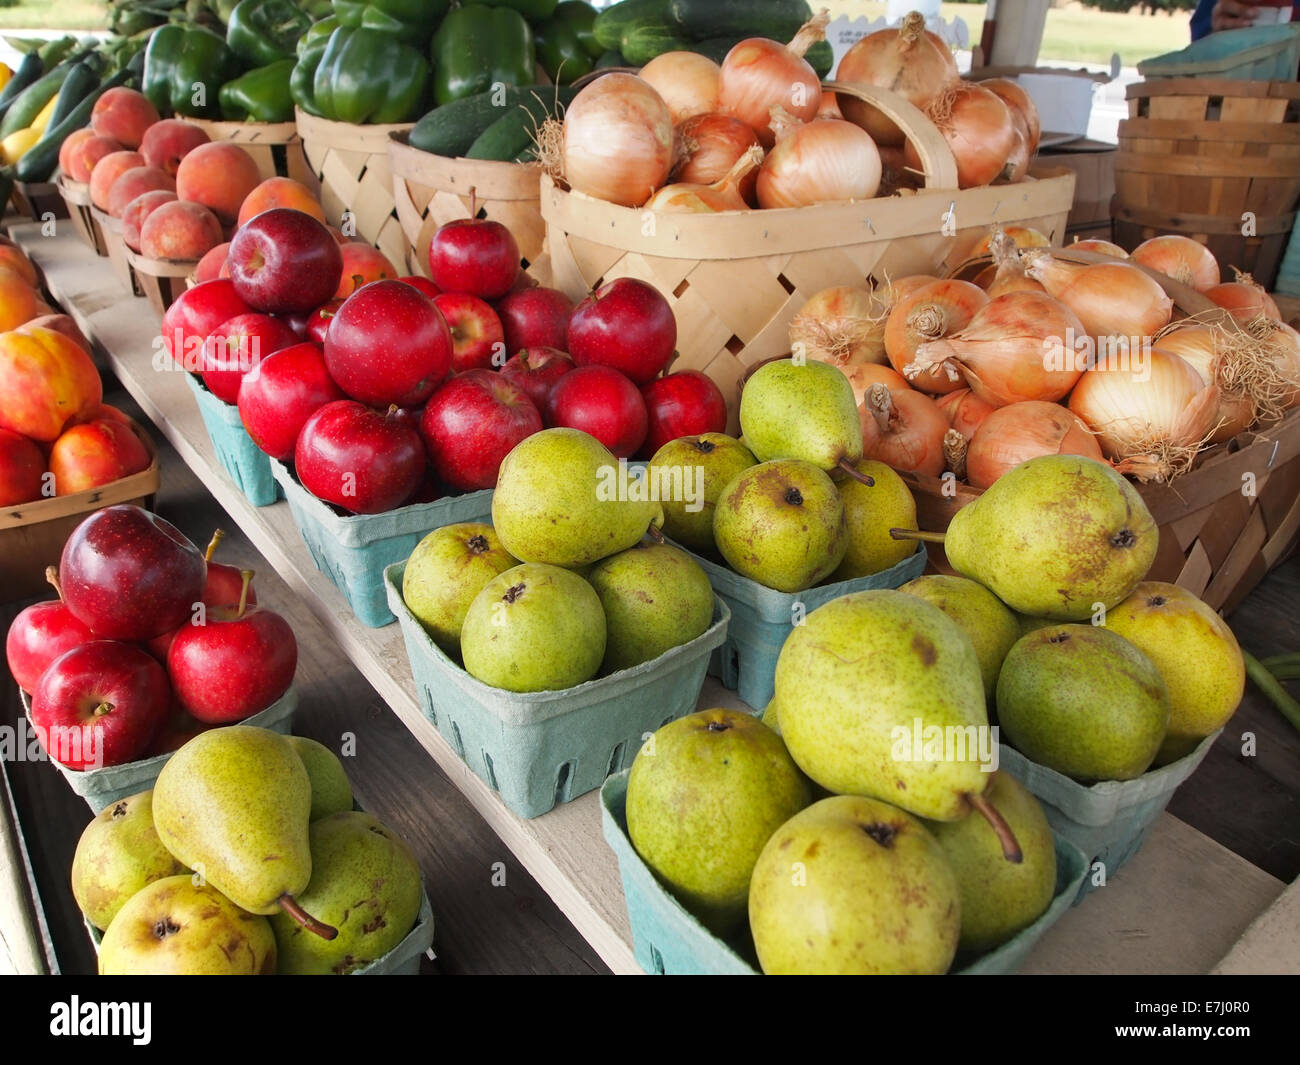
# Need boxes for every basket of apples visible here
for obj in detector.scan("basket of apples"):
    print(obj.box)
[6,506,298,812]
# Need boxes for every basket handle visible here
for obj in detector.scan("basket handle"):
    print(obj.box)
[824,81,959,191]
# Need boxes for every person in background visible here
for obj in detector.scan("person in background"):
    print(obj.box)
[1191,0,1296,41]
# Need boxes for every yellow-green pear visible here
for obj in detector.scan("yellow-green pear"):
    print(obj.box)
[401,523,518,655]
[899,575,1020,700]
[287,736,354,821]
[1104,582,1244,765]
[831,459,919,580]
[649,433,756,553]
[739,358,863,475]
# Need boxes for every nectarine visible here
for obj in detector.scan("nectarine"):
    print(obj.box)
[140,118,209,175]
[88,150,144,211]
[139,200,224,262]
[237,177,325,227]
[175,142,260,227]
[90,87,160,150]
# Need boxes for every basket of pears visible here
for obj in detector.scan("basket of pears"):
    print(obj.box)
[647,357,927,709]
[72,727,435,976]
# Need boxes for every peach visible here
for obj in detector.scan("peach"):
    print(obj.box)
[0,326,102,442]
[140,118,210,176]
[19,314,92,356]
[175,142,261,227]
[237,177,326,227]
[90,87,160,150]
[89,150,144,211]
[67,135,123,184]
[335,243,398,298]
[139,200,224,262]
[58,129,95,181]
[78,404,133,428]
[0,266,42,332]
[49,419,151,495]
[0,426,46,506]
[107,166,176,218]
[0,244,38,287]
[194,242,230,283]
[122,190,178,252]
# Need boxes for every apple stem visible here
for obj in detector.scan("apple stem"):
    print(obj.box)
[838,458,875,487]
[92,701,113,717]
[45,565,63,602]
[645,524,665,545]
[236,570,254,618]
[279,894,338,941]
[966,791,1023,863]
[204,529,225,562]
[890,528,946,544]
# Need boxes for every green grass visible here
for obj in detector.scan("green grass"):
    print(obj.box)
[0,2,108,31]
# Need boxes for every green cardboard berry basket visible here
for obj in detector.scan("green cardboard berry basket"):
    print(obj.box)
[185,372,281,508]
[21,687,297,814]
[384,561,731,818]
[676,541,928,709]
[271,461,493,628]
[599,769,1089,975]
[1137,23,1300,81]
[998,730,1221,898]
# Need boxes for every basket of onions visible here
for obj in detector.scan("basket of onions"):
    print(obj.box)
[536,12,1076,417]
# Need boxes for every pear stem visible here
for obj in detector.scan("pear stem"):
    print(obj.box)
[279,894,338,940]
[966,791,1022,863]
[645,523,665,545]
[204,529,225,562]
[45,565,63,602]
[236,570,254,619]
[837,458,875,487]
[889,528,946,544]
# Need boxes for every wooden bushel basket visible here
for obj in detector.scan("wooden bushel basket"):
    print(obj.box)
[124,247,197,316]
[541,82,1076,418]
[89,206,142,296]
[294,109,411,269]
[55,175,107,256]
[188,118,318,192]
[389,132,544,278]
[11,179,68,222]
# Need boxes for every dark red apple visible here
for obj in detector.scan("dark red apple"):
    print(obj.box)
[5,572,96,691]
[499,347,574,411]
[545,365,648,458]
[160,279,251,367]
[433,292,505,373]
[295,400,426,514]
[639,371,728,457]
[0,427,45,505]
[237,341,344,461]
[31,641,171,769]
[228,207,343,314]
[495,286,573,355]
[397,276,441,299]
[59,505,206,641]
[198,312,299,405]
[567,278,677,385]
[419,370,542,492]
[146,531,258,664]
[427,217,519,300]
[304,298,343,346]
[324,280,452,407]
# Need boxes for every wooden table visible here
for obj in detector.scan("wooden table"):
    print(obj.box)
[6,220,1298,975]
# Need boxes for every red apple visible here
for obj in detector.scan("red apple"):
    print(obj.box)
[295,400,426,514]
[397,276,441,299]
[427,217,519,300]
[304,298,343,345]
[237,341,345,461]
[59,505,207,641]
[146,535,256,665]
[6,579,96,692]
[324,280,452,407]
[48,419,151,495]
[545,365,648,458]
[567,278,677,385]
[639,370,728,457]
[419,370,542,492]
[160,279,252,367]
[432,292,505,373]
[228,207,342,314]
[498,347,574,410]
[495,286,573,355]
[0,426,45,505]
[31,641,171,769]
[199,312,299,405]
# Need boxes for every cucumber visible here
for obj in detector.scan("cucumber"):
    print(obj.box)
[689,36,742,65]
[466,86,579,163]
[46,58,101,132]
[594,49,626,69]
[409,86,541,158]
[0,65,71,139]
[804,39,832,78]
[669,0,812,43]
[621,24,691,65]
[15,67,131,183]
[592,0,671,53]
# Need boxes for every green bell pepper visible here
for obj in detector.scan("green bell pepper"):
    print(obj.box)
[311,26,429,123]
[298,13,339,53]
[298,0,334,16]
[554,2,601,59]
[143,24,244,118]
[535,9,593,84]
[220,58,295,122]
[289,18,334,115]
[209,0,242,21]
[332,0,446,39]
[226,0,312,67]
[431,5,535,108]
[479,0,559,22]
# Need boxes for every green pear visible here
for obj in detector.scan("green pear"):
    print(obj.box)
[1105,582,1244,765]
[943,454,1158,621]
[739,358,863,475]
[460,563,605,691]
[492,428,664,567]
[71,790,188,931]
[899,575,1020,701]
[401,523,519,655]
[270,812,423,974]
[926,771,1057,954]
[748,795,961,974]
[760,696,782,736]
[997,625,1170,782]
[713,459,847,592]
[152,727,332,938]
[98,875,277,975]
[586,542,714,673]
[1016,612,1057,637]
[626,709,810,934]
[287,736,353,821]
[831,458,919,581]
[649,433,756,553]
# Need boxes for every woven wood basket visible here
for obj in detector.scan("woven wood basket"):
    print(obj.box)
[124,247,197,316]
[541,82,1076,419]
[188,117,318,191]
[1113,78,1300,289]
[11,178,67,222]
[389,132,545,278]
[56,175,107,256]
[294,109,411,269]
[89,206,141,296]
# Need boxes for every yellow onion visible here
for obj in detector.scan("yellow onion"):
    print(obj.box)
[563,74,674,207]
[645,145,762,213]
[789,285,891,367]
[1205,270,1281,322]
[1070,238,1128,258]
[885,279,989,395]
[937,388,996,442]
[971,226,1050,257]
[1024,251,1173,344]
[718,12,826,147]
[967,401,1103,489]
[1153,321,1275,442]
[981,79,1041,154]
[843,362,910,405]
[860,382,948,476]
[1131,235,1220,293]
[673,113,761,203]
[639,51,721,124]
[1252,318,1300,412]
[982,227,1044,297]
[756,108,881,209]
[905,83,1016,190]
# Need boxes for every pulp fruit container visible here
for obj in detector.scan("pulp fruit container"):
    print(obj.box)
[1137,23,1300,80]
[599,769,1089,975]
[681,542,928,708]
[998,731,1221,898]
[385,561,731,818]
[185,372,281,507]
[272,461,492,627]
